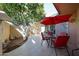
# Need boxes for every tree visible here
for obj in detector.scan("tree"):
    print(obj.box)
[0,3,45,26]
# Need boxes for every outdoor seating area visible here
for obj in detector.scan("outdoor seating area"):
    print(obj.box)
[41,28,70,55]
[0,3,79,56]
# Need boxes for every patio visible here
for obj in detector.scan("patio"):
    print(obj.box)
[4,34,70,56]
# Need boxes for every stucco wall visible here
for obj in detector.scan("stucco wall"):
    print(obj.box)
[68,8,79,50]
[0,21,10,43]
[75,8,79,48]
[68,23,77,49]
[55,22,68,36]
[10,26,23,39]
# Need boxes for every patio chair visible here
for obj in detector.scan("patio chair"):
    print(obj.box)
[41,32,50,47]
[51,35,70,56]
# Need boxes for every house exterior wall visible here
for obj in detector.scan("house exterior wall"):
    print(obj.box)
[55,22,68,36]
[68,23,77,49]
[68,8,79,50]
[75,8,79,48]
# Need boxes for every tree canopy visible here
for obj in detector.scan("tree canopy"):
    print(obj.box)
[0,3,45,25]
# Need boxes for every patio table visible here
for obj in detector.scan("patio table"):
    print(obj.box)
[42,32,54,47]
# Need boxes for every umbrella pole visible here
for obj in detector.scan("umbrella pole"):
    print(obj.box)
[68,22,70,36]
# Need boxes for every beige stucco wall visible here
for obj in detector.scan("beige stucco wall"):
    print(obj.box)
[75,8,79,48]
[10,26,23,40]
[0,21,10,43]
[0,21,24,42]
[68,8,79,50]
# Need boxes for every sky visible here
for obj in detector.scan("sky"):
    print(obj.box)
[44,3,59,17]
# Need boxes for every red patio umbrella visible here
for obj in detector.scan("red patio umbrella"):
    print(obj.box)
[41,14,72,25]
[41,17,53,25]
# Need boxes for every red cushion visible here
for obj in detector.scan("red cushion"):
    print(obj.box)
[48,31,52,35]
[53,36,69,48]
